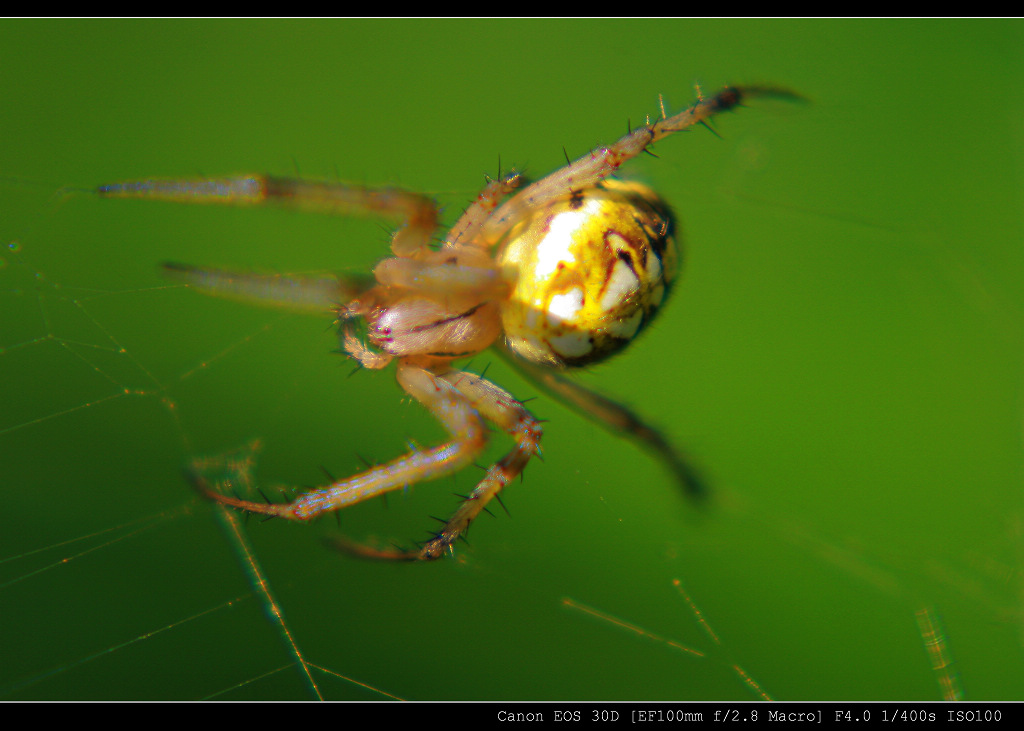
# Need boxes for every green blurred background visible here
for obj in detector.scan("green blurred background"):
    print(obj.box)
[1,19,1021,700]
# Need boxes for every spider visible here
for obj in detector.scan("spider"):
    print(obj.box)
[97,84,799,561]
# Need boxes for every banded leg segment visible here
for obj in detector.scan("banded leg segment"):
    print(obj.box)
[335,367,543,561]
[97,175,441,257]
[188,363,488,520]
[480,85,803,246]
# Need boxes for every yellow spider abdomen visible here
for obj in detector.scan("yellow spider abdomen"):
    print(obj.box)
[497,178,679,368]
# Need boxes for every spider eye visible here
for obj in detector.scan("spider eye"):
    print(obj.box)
[497,179,679,368]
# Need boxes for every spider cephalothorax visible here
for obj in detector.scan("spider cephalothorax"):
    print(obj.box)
[98,84,799,560]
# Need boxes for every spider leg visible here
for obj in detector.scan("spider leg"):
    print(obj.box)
[342,324,394,370]
[480,85,803,246]
[162,261,374,315]
[502,347,705,501]
[97,175,440,257]
[372,255,507,305]
[332,366,543,561]
[351,172,523,309]
[443,171,522,249]
[187,362,488,520]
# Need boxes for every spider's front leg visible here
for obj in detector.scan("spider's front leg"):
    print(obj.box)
[480,84,803,246]
[332,367,543,561]
[162,261,374,315]
[187,362,488,520]
[99,174,449,314]
[443,170,522,249]
[98,175,441,258]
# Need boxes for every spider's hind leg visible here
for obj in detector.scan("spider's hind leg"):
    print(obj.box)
[98,174,442,257]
